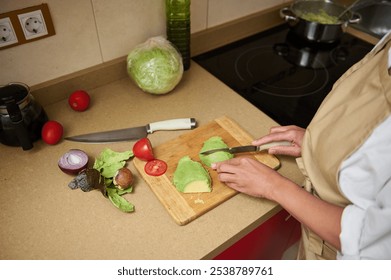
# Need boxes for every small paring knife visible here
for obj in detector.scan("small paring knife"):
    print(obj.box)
[65,118,197,143]
[200,140,292,155]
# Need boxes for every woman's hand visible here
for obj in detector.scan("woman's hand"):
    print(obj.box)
[212,156,343,250]
[252,125,305,157]
[211,157,288,201]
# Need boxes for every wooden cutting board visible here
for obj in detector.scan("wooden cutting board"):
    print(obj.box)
[133,116,280,225]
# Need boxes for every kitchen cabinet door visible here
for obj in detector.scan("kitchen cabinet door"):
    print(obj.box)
[213,209,301,260]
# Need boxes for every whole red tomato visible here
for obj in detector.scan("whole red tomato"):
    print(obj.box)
[133,138,154,161]
[68,90,90,111]
[41,120,64,145]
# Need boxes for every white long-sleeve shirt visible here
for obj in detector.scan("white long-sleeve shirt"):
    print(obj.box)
[337,36,391,259]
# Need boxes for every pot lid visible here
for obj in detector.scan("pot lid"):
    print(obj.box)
[0,83,29,107]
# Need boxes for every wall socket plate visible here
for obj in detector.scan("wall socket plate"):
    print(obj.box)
[0,17,19,48]
[18,9,49,40]
[0,3,55,50]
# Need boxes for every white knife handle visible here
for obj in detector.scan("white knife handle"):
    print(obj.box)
[147,118,197,133]
[257,140,292,151]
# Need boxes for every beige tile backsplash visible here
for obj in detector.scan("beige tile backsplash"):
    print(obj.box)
[208,0,285,27]
[0,0,287,88]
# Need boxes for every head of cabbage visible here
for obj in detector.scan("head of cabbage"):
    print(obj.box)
[126,36,184,94]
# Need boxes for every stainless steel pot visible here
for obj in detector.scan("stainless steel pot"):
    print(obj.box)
[280,0,361,43]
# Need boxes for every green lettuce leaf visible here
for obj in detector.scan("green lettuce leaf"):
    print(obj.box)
[93,148,134,178]
[107,188,135,213]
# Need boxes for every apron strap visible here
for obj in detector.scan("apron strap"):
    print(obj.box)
[371,31,391,55]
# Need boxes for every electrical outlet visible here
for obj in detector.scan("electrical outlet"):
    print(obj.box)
[18,9,48,40]
[0,17,18,48]
[0,4,55,50]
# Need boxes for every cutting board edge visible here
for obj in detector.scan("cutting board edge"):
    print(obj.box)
[133,157,240,226]
[133,158,198,225]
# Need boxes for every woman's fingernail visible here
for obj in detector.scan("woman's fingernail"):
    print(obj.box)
[211,163,216,169]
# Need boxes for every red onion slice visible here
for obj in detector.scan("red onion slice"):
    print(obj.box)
[58,149,89,175]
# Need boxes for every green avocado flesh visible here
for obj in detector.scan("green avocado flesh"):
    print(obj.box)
[173,156,212,193]
[199,136,234,167]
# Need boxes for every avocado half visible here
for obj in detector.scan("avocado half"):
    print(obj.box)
[199,136,234,167]
[173,156,212,193]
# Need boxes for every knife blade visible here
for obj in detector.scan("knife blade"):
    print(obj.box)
[200,141,291,155]
[65,118,197,143]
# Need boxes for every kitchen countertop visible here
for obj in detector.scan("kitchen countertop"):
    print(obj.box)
[0,62,304,260]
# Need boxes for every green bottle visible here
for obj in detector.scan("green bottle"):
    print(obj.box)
[165,0,191,70]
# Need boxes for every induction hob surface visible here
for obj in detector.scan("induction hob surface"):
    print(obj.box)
[194,24,373,127]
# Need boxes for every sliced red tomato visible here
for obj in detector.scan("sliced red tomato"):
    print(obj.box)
[133,138,154,161]
[144,159,167,176]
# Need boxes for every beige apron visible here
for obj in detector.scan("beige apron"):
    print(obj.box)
[296,33,391,260]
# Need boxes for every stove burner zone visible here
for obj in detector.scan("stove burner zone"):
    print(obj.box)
[234,46,330,97]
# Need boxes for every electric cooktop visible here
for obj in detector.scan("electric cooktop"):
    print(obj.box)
[194,24,374,127]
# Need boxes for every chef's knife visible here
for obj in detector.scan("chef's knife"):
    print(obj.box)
[200,140,291,155]
[65,118,197,143]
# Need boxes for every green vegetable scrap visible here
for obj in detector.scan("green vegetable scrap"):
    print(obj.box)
[107,187,135,213]
[173,156,212,193]
[199,136,234,167]
[300,9,339,24]
[93,148,134,179]
[92,148,135,212]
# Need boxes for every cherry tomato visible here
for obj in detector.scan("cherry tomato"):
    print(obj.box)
[41,120,64,145]
[144,159,167,176]
[68,90,90,112]
[133,138,154,161]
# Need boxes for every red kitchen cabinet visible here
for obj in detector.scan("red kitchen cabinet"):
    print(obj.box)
[213,209,301,260]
